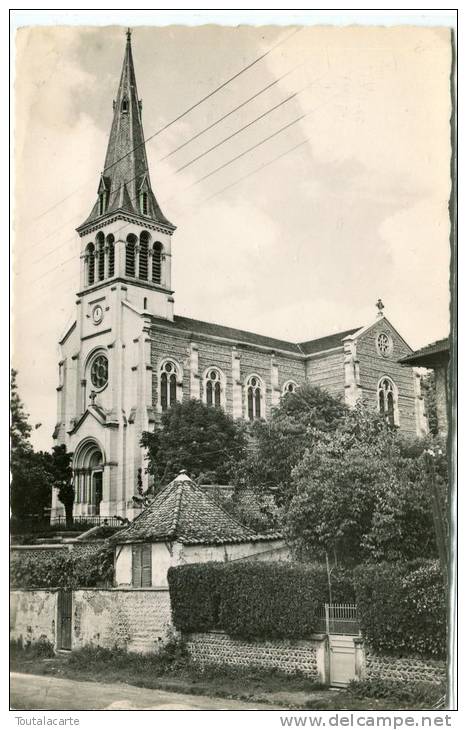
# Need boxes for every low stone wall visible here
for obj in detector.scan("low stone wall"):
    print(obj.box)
[10,589,58,647]
[10,588,173,654]
[186,631,326,681]
[363,649,446,685]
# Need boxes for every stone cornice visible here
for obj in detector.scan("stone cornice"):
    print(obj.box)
[76,210,176,238]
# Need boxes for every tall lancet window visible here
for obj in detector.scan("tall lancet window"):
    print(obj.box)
[86,243,95,285]
[125,234,137,277]
[246,375,263,421]
[139,231,149,280]
[378,377,399,427]
[121,95,129,113]
[160,361,180,411]
[97,232,105,281]
[152,242,162,284]
[141,192,148,216]
[107,234,115,278]
[205,369,223,408]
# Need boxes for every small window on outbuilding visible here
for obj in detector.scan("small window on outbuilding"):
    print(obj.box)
[132,544,152,587]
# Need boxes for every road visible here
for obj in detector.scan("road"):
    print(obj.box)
[10,672,283,711]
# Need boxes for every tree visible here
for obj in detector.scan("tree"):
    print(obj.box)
[421,371,439,435]
[285,404,446,566]
[230,384,348,507]
[10,370,51,522]
[10,370,74,527]
[141,399,247,488]
[49,444,74,527]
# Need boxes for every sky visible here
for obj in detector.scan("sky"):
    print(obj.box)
[12,23,452,451]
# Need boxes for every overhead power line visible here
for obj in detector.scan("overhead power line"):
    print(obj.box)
[29,26,302,225]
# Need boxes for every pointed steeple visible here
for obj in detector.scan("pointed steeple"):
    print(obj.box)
[79,29,174,230]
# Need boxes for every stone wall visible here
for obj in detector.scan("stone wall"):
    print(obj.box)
[10,589,58,647]
[363,649,446,685]
[10,588,173,654]
[73,588,172,653]
[186,631,326,681]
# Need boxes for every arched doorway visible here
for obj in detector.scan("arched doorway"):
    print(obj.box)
[73,439,104,516]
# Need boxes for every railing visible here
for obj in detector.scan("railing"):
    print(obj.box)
[315,603,360,636]
[50,516,123,528]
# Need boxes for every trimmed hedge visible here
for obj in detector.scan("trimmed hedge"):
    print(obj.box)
[10,544,114,589]
[168,560,355,639]
[354,560,447,659]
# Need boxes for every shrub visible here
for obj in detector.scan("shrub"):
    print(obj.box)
[168,560,355,639]
[347,678,445,707]
[353,560,447,659]
[10,544,114,589]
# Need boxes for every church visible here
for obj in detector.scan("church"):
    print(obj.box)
[51,31,427,523]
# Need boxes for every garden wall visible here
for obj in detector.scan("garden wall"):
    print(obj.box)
[186,630,327,681]
[362,649,446,685]
[10,588,172,654]
[10,589,58,646]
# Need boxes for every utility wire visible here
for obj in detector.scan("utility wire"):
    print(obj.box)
[29,27,302,225]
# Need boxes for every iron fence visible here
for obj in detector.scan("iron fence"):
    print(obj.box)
[315,603,360,636]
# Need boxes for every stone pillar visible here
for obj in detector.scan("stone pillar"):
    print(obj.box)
[413,369,428,436]
[343,337,361,407]
[315,634,329,685]
[189,343,200,400]
[270,355,280,409]
[231,347,242,419]
[354,637,365,680]
[435,365,449,437]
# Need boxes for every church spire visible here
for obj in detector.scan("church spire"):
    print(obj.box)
[79,29,174,230]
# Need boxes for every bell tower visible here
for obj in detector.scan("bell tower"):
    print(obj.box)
[52,30,175,524]
[76,28,176,319]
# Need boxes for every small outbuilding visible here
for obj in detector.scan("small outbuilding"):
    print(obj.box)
[112,471,288,588]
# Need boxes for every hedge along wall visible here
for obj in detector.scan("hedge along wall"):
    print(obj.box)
[168,561,355,639]
[354,560,447,660]
[10,543,114,589]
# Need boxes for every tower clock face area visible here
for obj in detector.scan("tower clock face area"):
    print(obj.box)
[92,304,104,325]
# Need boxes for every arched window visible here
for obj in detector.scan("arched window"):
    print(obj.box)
[139,231,149,280]
[125,234,137,277]
[246,375,263,421]
[160,360,181,411]
[86,243,95,285]
[96,232,105,281]
[283,381,298,396]
[152,242,162,284]
[121,96,129,113]
[204,368,224,408]
[378,377,399,427]
[107,234,115,278]
[141,192,148,216]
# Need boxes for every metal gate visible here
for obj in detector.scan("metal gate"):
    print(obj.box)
[57,590,72,650]
[315,604,360,687]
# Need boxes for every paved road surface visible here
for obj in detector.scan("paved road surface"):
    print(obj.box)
[11,673,283,711]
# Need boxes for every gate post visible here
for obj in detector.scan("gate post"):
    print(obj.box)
[325,603,330,634]
[354,637,364,680]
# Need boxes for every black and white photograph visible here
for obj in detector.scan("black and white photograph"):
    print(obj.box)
[10,9,457,717]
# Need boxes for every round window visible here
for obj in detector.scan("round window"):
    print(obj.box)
[90,354,108,389]
[376,332,392,358]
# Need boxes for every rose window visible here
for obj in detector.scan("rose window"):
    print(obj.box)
[90,354,108,389]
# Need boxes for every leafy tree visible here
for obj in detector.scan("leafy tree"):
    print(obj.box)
[421,371,439,435]
[49,444,74,527]
[285,405,446,565]
[10,370,74,526]
[230,384,348,506]
[141,399,247,488]
[10,370,50,522]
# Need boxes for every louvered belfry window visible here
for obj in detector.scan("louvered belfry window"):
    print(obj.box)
[132,544,152,587]
[152,242,162,284]
[139,232,149,280]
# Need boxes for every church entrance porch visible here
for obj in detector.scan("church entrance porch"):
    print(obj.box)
[73,439,105,518]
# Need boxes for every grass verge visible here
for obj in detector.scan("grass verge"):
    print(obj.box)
[10,641,443,710]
